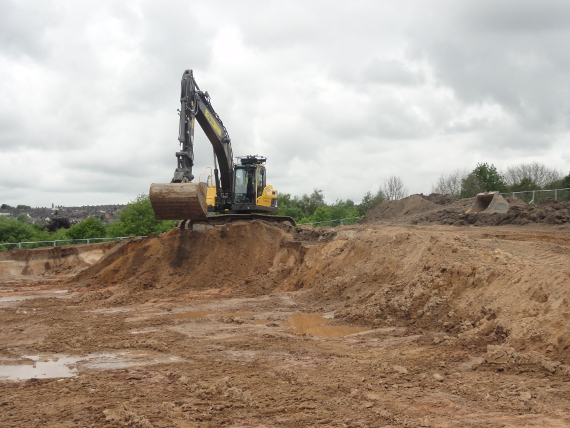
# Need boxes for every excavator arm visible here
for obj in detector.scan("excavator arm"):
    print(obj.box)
[173,70,234,209]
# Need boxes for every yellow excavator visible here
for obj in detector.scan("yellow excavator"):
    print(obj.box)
[150,70,294,229]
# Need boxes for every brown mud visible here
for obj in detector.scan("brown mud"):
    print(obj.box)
[2,208,570,427]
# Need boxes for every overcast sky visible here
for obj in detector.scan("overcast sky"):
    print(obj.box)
[2,0,570,207]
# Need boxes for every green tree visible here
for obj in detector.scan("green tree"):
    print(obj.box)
[357,189,385,216]
[106,221,126,238]
[460,174,484,198]
[1,204,13,210]
[119,194,175,236]
[562,172,570,189]
[460,163,506,198]
[16,205,31,209]
[67,217,106,239]
[473,162,506,192]
[0,217,35,243]
[16,214,28,223]
[312,206,331,224]
[297,189,326,216]
[509,177,539,192]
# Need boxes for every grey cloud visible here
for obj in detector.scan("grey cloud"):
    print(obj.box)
[360,59,425,86]
[408,0,570,137]
[0,0,58,60]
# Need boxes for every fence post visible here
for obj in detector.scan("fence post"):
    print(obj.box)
[53,241,56,247]
[555,189,558,201]
[18,242,21,249]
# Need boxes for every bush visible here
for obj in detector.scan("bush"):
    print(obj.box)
[119,194,176,236]
[0,217,35,243]
[67,217,106,240]
[106,221,126,238]
[44,217,71,233]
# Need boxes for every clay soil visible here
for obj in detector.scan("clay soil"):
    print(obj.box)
[2,206,570,427]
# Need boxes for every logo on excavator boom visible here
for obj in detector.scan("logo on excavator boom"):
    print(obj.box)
[205,110,222,137]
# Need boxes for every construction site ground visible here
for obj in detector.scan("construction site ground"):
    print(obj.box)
[2,194,570,428]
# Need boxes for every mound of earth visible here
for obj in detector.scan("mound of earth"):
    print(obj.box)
[360,194,442,224]
[423,193,456,205]
[416,197,570,227]
[67,220,570,361]
[299,226,570,359]
[71,221,307,303]
[362,194,570,227]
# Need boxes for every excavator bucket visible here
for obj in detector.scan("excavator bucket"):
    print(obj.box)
[149,182,208,220]
[465,191,509,214]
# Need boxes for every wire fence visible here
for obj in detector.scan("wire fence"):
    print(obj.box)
[298,216,363,228]
[501,188,570,204]
[0,236,143,252]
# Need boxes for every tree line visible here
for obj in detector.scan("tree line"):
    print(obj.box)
[432,161,570,198]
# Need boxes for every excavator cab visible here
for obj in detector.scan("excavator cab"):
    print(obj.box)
[226,156,278,213]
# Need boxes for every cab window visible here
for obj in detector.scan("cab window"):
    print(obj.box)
[257,167,266,197]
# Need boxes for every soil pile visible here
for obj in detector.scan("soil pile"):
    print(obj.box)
[360,194,442,224]
[67,220,570,360]
[72,221,305,302]
[297,226,570,359]
[416,197,570,227]
[362,194,570,227]
[423,193,456,205]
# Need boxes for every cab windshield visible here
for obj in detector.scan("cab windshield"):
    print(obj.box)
[234,167,255,203]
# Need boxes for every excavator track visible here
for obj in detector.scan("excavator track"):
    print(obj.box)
[178,214,296,230]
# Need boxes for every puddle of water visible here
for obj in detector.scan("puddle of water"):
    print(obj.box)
[171,310,213,319]
[0,351,185,381]
[281,313,367,338]
[0,290,74,302]
[0,356,79,380]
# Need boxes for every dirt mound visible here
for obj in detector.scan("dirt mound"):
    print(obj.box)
[361,194,570,227]
[415,196,570,226]
[360,194,442,224]
[72,221,305,302]
[423,193,456,205]
[294,226,570,359]
[0,242,115,277]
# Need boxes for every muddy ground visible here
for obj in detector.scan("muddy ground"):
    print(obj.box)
[2,207,570,427]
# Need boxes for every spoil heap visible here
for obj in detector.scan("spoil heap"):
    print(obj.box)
[67,219,570,360]
[361,194,570,227]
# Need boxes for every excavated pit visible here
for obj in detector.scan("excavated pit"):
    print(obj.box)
[4,207,570,427]
[60,219,570,360]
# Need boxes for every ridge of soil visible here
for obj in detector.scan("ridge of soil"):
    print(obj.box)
[362,193,570,227]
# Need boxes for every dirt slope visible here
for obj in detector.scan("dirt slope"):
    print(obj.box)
[72,221,305,301]
[66,221,570,362]
[0,241,116,277]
